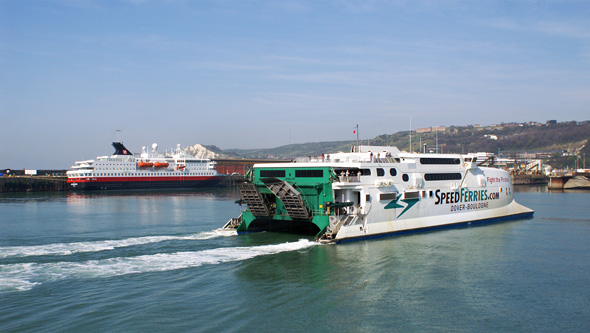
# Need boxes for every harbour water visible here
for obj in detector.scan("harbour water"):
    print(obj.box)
[1,187,589,332]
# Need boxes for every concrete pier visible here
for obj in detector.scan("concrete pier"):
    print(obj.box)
[0,175,246,192]
[511,174,547,185]
[0,176,69,192]
[548,175,571,189]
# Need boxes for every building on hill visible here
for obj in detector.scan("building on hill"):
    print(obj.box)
[416,126,446,133]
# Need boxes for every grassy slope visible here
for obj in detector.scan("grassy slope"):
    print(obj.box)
[213,121,590,164]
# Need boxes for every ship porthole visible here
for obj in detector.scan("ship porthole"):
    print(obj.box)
[402,174,409,182]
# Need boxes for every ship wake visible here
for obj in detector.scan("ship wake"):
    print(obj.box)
[0,237,317,293]
[0,230,238,259]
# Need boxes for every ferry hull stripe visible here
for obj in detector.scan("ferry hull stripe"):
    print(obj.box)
[68,176,221,183]
[334,211,534,244]
[68,179,222,190]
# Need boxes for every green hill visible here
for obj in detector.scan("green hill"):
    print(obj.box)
[211,120,590,169]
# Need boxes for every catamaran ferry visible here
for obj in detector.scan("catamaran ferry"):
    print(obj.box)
[67,142,222,190]
[222,145,533,243]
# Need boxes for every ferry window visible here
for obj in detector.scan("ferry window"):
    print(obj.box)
[390,168,397,176]
[376,168,385,177]
[424,173,462,181]
[295,170,324,178]
[260,170,286,178]
[380,192,397,201]
[420,158,461,165]
[402,174,409,182]
[366,194,371,202]
[360,169,371,176]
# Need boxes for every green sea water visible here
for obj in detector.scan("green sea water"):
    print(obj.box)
[1,187,589,332]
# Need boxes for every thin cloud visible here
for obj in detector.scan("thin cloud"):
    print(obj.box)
[185,61,274,71]
[482,17,590,41]
[252,91,357,104]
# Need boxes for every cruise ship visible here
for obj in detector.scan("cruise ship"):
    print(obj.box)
[222,145,534,243]
[67,142,222,190]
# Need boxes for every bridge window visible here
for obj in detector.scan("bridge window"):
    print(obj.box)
[420,158,461,165]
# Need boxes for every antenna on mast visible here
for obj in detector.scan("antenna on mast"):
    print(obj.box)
[436,131,438,153]
[116,129,121,142]
[409,116,413,152]
[354,124,359,151]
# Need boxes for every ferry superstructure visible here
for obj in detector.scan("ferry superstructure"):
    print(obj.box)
[223,145,533,243]
[67,142,222,190]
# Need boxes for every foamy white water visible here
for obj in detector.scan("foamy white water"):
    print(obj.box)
[0,229,237,259]
[0,239,317,292]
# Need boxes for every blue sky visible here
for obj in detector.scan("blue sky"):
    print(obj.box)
[1,0,589,168]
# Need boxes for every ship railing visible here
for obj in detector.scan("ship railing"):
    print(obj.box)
[376,157,397,163]
[295,156,335,163]
[294,156,399,164]
[336,175,361,183]
[222,214,242,230]
[320,214,361,241]
[329,214,357,227]
[294,156,370,163]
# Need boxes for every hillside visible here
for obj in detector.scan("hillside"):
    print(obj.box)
[204,120,590,169]
[218,121,587,155]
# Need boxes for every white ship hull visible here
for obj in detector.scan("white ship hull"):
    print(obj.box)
[334,200,533,242]
[224,145,534,243]
[67,142,222,190]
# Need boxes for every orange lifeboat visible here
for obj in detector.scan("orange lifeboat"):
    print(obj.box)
[138,161,154,168]
[177,165,186,170]
[154,162,169,168]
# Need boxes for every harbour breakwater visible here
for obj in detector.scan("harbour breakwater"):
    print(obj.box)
[0,175,243,192]
[0,176,69,192]
[2,174,544,193]
[511,174,547,185]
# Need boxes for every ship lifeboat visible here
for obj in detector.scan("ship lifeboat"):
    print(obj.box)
[138,161,154,168]
[154,162,169,168]
[177,165,186,170]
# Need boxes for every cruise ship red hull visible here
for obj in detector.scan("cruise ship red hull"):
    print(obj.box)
[68,176,223,190]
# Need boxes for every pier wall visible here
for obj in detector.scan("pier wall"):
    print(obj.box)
[511,174,547,185]
[0,176,69,192]
[0,175,246,192]
[548,176,569,189]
